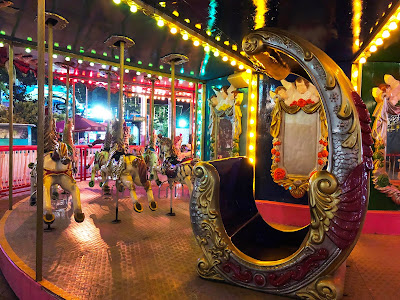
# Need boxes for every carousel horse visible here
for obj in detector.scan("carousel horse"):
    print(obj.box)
[29,115,85,224]
[99,119,158,213]
[173,134,192,161]
[142,146,159,181]
[86,150,110,189]
[155,135,199,195]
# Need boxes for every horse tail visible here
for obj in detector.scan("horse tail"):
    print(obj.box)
[135,157,150,190]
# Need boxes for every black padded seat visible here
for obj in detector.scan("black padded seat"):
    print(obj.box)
[210,157,309,261]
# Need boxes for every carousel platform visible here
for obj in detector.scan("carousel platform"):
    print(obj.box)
[0,181,399,299]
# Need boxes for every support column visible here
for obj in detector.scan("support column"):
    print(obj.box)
[72,82,76,126]
[8,43,13,211]
[36,0,45,282]
[189,87,193,151]
[201,84,206,160]
[47,24,53,119]
[149,78,156,141]
[119,42,125,143]
[65,68,70,121]
[192,83,199,155]
[170,61,176,142]
[160,54,188,141]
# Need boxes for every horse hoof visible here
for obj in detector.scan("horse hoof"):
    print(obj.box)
[43,213,55,224]
[156,179,162,186]
[133,202,143,213]
[118,184,124,193]
[74,212,85,223]
[89,181,95,187]
[30,197,37,206]
[149,201,158,211]
[99,182,104,188]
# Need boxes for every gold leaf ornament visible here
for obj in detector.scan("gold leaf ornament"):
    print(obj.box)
[309,171,340,244]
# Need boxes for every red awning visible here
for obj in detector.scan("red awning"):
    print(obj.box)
[56,115,106,133]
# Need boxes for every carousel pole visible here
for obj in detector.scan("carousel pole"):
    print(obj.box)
[148,76,159,143]
[201,84,207,161]
[8,43,13,211]
[72,81,76,126]
[47,24,53,118]
[149,78,155,140]
[160,54,189,142]
[36,0,45,282]
[45,14,68,119]
[65,67,70,121]
[170,61,176,142]
[189,86,194,154]
[105,35,135,224]
[193,82,199,156]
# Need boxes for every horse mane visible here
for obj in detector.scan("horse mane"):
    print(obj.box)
[44,114,58,153]
[135,157,149,189]
[62,119,77,159]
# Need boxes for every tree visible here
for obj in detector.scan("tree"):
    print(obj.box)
[154,104,169,137]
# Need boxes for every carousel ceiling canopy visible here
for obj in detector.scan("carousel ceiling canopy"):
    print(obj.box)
[0,0,397,80]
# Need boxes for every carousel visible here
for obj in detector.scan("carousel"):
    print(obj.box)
[0,0,399,299]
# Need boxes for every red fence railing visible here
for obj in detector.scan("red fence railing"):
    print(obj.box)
[0,145,144,195]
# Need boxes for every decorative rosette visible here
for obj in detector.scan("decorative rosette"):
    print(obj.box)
[289,98,315,107]
[317,138,329,167]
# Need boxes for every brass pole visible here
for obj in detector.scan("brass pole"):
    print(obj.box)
[171,61,176,142]
[65,68,70,121]
[192,82,199,155]
[85,86,88,117]
[47,24,53,119]
[72,82,76,126]
[36,0,45,282]
[149,79,155,140]
[357,62,363,96]
[119,42,125,143]
[201,84,206,160]
[189,89,193,150]
[107,73,111,108]
[8,43,13,211]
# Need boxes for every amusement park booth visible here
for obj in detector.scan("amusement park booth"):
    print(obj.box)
[0,0,398,300]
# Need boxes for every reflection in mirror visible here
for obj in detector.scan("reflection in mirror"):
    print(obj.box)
[269,76,328,199]
[372,74,400,204]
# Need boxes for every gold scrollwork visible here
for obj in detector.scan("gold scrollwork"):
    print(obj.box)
[193,163,219,219]
[270,100,322,138]
[309,171,340,244]
[296,275,338,300]
[196,219,231,280]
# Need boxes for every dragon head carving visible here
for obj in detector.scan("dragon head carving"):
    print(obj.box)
[242,32,291,81]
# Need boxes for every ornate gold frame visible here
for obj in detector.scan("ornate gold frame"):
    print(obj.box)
[190,28,372,299]
[270,99,329,198]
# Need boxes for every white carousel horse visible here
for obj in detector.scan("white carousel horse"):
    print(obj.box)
[155,135,199,195]
[101,152,158,213]
[29,142,85,224]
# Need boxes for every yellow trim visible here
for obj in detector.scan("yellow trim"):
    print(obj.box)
[0,197,78,300]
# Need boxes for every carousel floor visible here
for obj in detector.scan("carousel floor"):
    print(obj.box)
[0,182,400,299]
